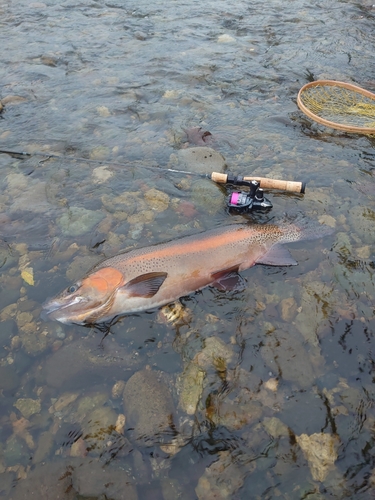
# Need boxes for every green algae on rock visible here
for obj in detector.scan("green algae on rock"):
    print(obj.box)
[58,206,105,236]
[144,187,170,212]
[14,398,41,419]
[177,362,205,415]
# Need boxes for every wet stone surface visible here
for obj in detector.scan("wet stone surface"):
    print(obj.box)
[123,369,176,447]
[42,336,143,388]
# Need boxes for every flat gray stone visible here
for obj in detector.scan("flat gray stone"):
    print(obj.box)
[173,147,227,174]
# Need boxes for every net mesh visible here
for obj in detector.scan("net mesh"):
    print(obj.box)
[299,84,375,130]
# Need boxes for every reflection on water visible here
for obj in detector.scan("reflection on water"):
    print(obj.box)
[1,0,375,497]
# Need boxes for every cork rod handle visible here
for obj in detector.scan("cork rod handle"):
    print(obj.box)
[210,172,306,194]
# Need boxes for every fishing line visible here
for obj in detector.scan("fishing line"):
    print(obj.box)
[0,148,306,194]
[0,148,215,179]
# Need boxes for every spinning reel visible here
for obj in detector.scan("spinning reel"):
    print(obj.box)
[226,175,273,213]
[210,171,305,215]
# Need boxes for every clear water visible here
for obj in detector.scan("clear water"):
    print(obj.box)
[1,0,375,497]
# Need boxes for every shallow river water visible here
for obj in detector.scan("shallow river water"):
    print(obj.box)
[1,0,375,498]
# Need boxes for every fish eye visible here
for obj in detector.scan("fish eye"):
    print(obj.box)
[67,284,78,294]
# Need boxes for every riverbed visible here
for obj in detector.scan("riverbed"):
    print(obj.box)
[1,0,375,498]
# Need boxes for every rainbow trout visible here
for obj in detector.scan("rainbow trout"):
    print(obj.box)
[42,218,332,324]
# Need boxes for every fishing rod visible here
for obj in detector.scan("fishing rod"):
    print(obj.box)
[0,148,306,191]
[0,148,305,214]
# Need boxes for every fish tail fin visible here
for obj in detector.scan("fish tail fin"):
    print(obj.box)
[279,213,334,242]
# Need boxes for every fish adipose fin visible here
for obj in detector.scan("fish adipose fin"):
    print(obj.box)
[211,265,245,292]
[123,272,168,298]
[256,245,297,266]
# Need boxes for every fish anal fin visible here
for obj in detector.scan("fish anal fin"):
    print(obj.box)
[256,245,297,266]
[123,272,168,298]
[211,265,245,292]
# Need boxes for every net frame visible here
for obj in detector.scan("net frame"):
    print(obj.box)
[297,80,375,134]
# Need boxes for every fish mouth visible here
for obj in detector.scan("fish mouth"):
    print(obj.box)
[41,296,88,324]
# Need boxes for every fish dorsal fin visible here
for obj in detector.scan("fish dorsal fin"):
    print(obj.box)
[211,265,245,292]
[123,272,168,298]
[256,245,297,266]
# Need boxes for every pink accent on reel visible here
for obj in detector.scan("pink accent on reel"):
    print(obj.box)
[230,192,240,205]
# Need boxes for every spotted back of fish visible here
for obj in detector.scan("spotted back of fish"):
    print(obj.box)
[91,219,331,279]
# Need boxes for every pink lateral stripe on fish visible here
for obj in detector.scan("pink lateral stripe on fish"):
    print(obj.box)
[42,218,333,325]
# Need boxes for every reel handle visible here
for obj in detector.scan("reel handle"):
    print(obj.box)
[211,172,306,194]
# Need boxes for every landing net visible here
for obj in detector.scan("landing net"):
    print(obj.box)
[297,80,375,134]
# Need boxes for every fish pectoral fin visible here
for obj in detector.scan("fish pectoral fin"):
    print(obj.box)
[256,245,297,266]
[122,272,168,298]
[211,265,245,292]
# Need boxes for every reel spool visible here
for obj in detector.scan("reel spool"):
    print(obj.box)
[227,180,272,212]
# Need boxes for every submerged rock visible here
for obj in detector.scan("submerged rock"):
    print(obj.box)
[123,369,175,447]
[191,180,223,215]
[79,406,130,460]
[177,362,205,415]
[83,405,118,432]
[65,254,99,281]
[48,392,79,414]
[13,398,41,419]
[8,461,76,499]
[218,34,236,43]
[183,126,215,146]
[0,365,19,391]
[70,437,87,458]
[20,331,49,356]
[127,210,155,225]
[207,397,262,431]
[158,301,192,327]
[278,297,297,322]
[194,336,234,369]
[75,391,108,421]
[112,380,126,399]
[92,165,113,184]
[20,268,34,286]
[171,146,226,174]
[144,187,169,212]
[296,432,339,482]
[295,280,336,347]
[71,459,137,499]
[348,206,375,244]
[32,430,54,464]
[8,458,137,500]
[10,413,35,451]
[4,435,30,467]
[261,330,316,389]
[42,337,142,388]
[101,191,142,215]
[9,181,51,214]
[1,95,28,105]
[195,450,245,500]
[58,206,105,236]
[263,416,289,438]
